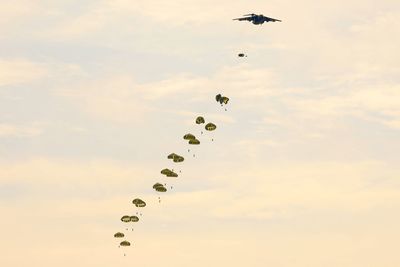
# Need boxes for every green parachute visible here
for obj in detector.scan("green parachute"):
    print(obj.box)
[188,139,200,145]
[161,168,178,177]
[167,153,184,162]
[153,182,163,189]
[130,216,139,222]
[161,168,172,175]
[132,198,146,207]
[167,153,178,159]
[215,94,229,105]
[173,156,184,162]
[205,123,217,131]
[121,215,139,222]
[183,133,196,140]
[121,215,131,223]
[195,116,205,124]
[167,171,178,177]
[120,241,131,247]
[153,183,167,192]
[114,232,124,238]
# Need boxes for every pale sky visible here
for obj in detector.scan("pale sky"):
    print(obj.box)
[1,0,400,266]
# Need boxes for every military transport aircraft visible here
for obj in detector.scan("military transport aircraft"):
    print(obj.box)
[233,13,281,24]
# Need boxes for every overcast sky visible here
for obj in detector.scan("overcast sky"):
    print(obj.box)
[1,1,400,266]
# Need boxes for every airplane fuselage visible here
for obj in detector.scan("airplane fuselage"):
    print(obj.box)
[252,16,266,24]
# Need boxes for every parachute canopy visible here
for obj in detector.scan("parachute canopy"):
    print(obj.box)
[167,153,178,159]
[114,232,124,238]
[161,168,178,177]
[121,215,139,222]
[121,215,131,223]
[130,216,139,222]
[205,123,217,131]
[132,198,146,207]
[196,116,205,124]
[183,133,196,140]
[189,139,200,145]
[120,241,131,247]
[157,187,167,192]
[153,183,167,192]
[168,153,184,162]
[173,156,184,162]
[215,94,229,105]
[161,168,173,175]
[166,171,178,177]
[153,183,163,189]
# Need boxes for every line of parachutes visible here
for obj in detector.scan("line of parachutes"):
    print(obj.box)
[113,93,230,256]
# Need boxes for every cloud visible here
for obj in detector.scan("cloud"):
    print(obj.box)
[0,58,86,89]
[48,1,116,37]
[0,1,40,32]
[134,64,279,101]
[0,123,43,137]
[284,83,400,129]
[57,75,154,123]
[0,157,399,267]
[0,158,156,189]
[205,161,400,220]
[3,158,399,220]
[54,64,278,123]
[0,59,48,86]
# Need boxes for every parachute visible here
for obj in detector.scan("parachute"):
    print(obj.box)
[132,198,146,207]
[153,183,167,192]
[168,153,184,162]
[120,241,131,247]
[195,116,205,124]
[185,133,200,146]
[130,216,139,222]
[121,215,131,223]
[183,133,196,140]
[121,215,139,222]
[188,139,200,145]
[215,94,229,105]
[205,123,217,131]
[173,156,184,162]
[167,153,178,159]
[166,171,178,177]
[238,53,247,57]
[161,168,173,175]
[153,182,164,189]
[161,168,178,177]
[114,232,124,238]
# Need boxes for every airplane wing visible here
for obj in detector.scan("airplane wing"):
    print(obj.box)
[233,17,253,21]
[263,16,282,22]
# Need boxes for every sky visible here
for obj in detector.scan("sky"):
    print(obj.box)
[1,0,400,266]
